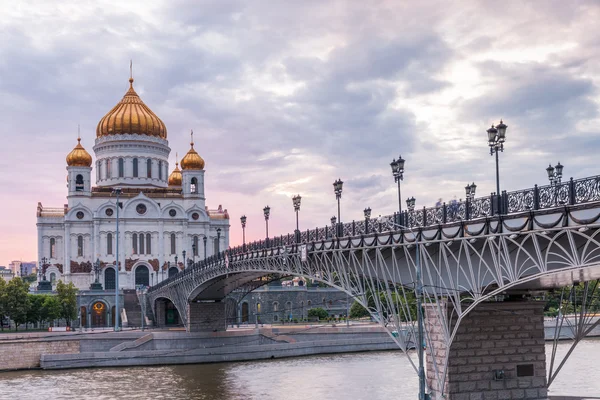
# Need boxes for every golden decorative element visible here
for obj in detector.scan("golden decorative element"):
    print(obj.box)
[96,75,167,138]
[93,302,105,313]
[181,130,205,170]
[168,152,183,186]
[66,138,92,167]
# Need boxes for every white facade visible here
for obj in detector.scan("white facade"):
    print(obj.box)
[36,79,229,291]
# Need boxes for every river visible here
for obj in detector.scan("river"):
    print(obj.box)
[0,340,598,399]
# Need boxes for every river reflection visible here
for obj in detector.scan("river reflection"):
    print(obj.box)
[0,341,599,399]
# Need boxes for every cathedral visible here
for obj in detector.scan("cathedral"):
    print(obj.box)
[36,74,230,293]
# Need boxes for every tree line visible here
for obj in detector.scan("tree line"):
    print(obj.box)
[0,277,78,331]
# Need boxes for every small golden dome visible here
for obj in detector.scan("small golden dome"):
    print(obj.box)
[66,138,92,167]
[168,157,183,187]
[96,77,167,139]
[181,131,205,170]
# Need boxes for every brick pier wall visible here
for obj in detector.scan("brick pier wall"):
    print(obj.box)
[0,338,80,370]
[188,301,226,332]
[425,301,548,400]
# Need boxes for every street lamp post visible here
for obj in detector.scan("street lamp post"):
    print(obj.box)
[546,162,564,205]
[390,156,405,225]
[240,215,247,251]
[364,207,371,234]
[330,216,337,238]
[465,183,477,219]
[293,195,302,243]
[487,120,507,215]
[263,206,270,246]
[203,236,207,260]
[112,187,122,332]
[174,255,178,271]
[182,250,187,269]
[192,243,197,268]
[333,179,343,236]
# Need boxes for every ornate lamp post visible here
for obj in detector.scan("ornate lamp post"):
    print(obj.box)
[182,250,187,269]
[263,206,271,245]
[192,243,197,267]
[203,236,207,260]
[293,195,302,243]
[240,215,247,250]
[112,187,122,332]
[546,162,564,205]
[487,120,507,215]
[333,179,343,236]
[390,156,405,225]
[364,207,371,234]
[465,183,476,219]
[174,255,178,270]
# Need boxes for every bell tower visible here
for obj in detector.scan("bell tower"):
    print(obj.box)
[66,136,92,197]
[180,131,206,203]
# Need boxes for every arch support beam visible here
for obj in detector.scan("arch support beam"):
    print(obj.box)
[188,301,226,332]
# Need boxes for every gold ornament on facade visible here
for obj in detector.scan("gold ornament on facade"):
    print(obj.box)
[96,73,167,139]
[168,153,183,186]
[66,138,92,167]
[181,130,205,170]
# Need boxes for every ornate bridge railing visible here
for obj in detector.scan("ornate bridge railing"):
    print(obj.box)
[150,174,600,293]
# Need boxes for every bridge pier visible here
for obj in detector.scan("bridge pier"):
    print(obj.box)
[425,301,547,400]
[188,301,227,332]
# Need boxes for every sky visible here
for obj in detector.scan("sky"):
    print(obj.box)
[1,0,599,265]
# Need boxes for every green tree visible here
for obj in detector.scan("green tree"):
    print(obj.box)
[56,281,78,327]
[22,273,38,285]
[307,307,329,320]
[43,296,62,327]
[349,300,370,319]
[0,278,6,331]
[5,277,30,331]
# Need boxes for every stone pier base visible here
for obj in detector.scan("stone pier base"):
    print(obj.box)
[425,301,548,400]
[188,301,226,332]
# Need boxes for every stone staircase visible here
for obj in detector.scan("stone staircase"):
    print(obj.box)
[123,289,154,328]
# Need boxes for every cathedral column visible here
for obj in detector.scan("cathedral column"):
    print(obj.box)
[182,221,189,265]
[93,220,100,260]
[64,224,71,275]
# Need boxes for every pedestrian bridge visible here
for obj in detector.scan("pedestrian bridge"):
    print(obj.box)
[147,174,600,399]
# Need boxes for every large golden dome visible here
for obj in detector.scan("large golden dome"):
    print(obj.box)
[66,138,92,167]
[168,156,183,186]
[96,77,167,139]
[181,132,205,170]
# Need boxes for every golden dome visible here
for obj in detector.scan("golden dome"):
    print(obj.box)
[66,138,92,167]
[168,155,183,186]
[181,131,205,170]
[96,77,167,139]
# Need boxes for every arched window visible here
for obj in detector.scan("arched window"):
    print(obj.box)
[241,302,249,323]
[75,174,84,192]
[118,158,124,178]
[50,272,56,284]
[77,235,84,257]
[286,301,292,319]
[158,161,163,180]
[107,233,113,255]
[146,233,151,254]
[273,302,279,312]
[307,300,312,308]
[139,233,145,255]
[168,266,178,277]
[132,233,138,254]
[147,159,152,178]
[133,158,138,177]
[193,236,199,256]
[104,267,115,290]
[50,238,56,259]
[257,303,261,313]
[135,266,149,287]
[170,233,176,255]
[191,177,198,193]
[106,159,112,178]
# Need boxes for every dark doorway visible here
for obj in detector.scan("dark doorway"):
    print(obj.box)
[111,306,116,327]
[135,266,150,286]
[91,301,107,327]
[165,300,180,325]
[168,267,179,278]
[241,302,249,323]
[105,267,116,290]
[80,306,87,328]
